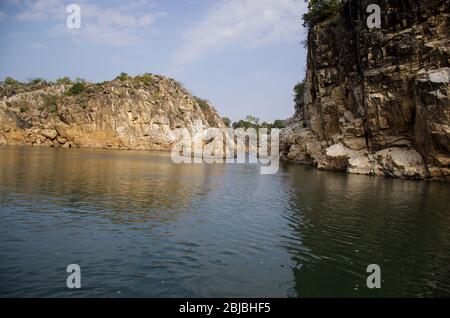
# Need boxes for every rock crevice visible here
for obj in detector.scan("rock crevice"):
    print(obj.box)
[281,0,450,180]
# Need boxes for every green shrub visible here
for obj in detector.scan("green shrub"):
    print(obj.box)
[27,77,46,85]
[135,73,155,85]
[56,77,72,85]
[232,116,259,129]
[232,116,285,131]
[272,120,286,129]
[20,105,28,113]
[67,82,86,95]
[115,72,130,81]
[232,120,253,130]
[222,117,231,127]
[303,0,341,29]
[4,76,22,86]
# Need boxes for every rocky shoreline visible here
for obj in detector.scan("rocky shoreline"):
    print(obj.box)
[281,0,450,181]
[1,1,449,181]
[0,75,225,151]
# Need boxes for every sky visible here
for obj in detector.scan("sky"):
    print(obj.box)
[0,0,308,122]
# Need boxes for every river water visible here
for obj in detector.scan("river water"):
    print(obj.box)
[0,146,449,297]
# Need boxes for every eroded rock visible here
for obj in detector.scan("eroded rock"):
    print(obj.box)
[0,75,225,151]
[281,0,450,181]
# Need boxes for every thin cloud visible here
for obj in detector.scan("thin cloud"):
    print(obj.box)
[14,0,164,46]
[172,0,307,68]
[16,0,65,21]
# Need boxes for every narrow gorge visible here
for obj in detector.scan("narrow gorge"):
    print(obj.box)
[2,0,450,299]
[1,0,449,182]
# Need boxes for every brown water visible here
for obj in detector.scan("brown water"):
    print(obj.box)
[0,146,449,297]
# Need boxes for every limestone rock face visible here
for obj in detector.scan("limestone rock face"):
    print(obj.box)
[0,75,225,151]
[281,0,450,180]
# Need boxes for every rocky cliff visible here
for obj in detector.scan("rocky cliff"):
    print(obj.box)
[281,0,450,180]
[0,75,225,150]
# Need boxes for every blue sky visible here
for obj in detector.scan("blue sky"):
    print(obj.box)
[0,0,308,122]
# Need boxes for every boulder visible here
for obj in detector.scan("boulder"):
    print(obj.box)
[41,129,58,140]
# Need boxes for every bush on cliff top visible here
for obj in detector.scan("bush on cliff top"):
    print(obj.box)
[134,73,156,85]
[303,0,341,29]
[116,72,130,81]
[56,77,72,85]
[222,117,231,127]
[67,82,86,95]
[27,77,47,85]
[3,76,22,86]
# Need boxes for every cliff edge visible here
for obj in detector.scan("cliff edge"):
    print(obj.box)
[281,0,450,180]
[0,74,225,150]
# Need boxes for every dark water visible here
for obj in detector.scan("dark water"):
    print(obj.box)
[0,146,449,298]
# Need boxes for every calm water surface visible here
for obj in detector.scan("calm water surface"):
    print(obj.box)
[0,146,449,297]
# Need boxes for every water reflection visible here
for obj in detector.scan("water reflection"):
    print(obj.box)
[0,146,449,297]
[280,164,450,297]
[0,147,226,225]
